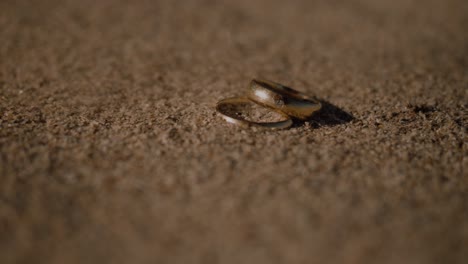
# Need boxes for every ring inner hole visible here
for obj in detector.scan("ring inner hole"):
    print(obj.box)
[220,101,285,122]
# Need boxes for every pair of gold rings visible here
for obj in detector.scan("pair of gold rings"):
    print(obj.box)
[216,79,321,129]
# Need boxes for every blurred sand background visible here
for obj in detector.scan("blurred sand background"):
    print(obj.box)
[0,0,467,263]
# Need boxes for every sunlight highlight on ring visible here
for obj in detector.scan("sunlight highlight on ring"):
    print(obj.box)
[254,89,270,101]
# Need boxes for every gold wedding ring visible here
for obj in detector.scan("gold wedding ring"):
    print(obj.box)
[216,97,293,129]
[247,79,321,120]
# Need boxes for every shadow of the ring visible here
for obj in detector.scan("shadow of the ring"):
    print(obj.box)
[293,98,354,128]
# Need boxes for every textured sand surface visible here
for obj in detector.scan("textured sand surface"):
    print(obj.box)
[1,0,467,263]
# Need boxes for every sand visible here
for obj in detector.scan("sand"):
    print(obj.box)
[0,0,467,263]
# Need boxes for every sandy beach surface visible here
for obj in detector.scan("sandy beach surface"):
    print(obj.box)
[1,0,467,263]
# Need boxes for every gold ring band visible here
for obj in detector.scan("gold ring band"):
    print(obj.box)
[216,97,293,129]
[247,79,321,120]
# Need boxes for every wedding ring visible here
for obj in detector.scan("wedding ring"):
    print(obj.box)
[216,97,293,129]
[247,79,321,120]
